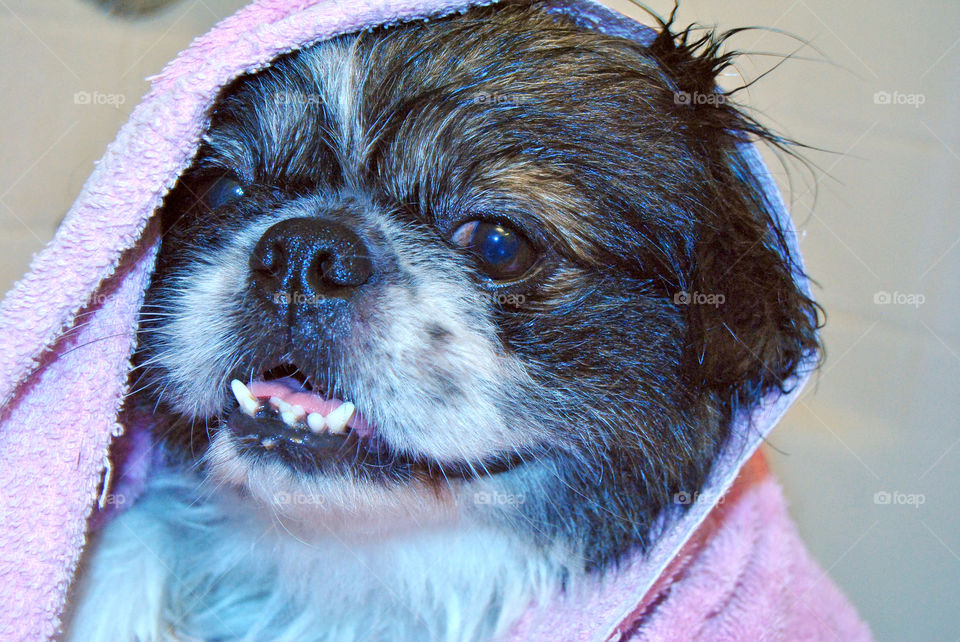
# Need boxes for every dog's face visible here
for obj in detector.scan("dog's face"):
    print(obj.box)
[135,1,818,567]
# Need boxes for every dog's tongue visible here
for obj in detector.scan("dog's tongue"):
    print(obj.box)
[248,377,373,437]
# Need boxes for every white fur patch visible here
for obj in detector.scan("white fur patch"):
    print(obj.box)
[65,466,576,641]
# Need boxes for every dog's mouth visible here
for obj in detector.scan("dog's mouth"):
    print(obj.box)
[220,362,525,478]
[225,363,377,464]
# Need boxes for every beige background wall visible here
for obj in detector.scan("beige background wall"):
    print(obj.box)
[2,0,957,638]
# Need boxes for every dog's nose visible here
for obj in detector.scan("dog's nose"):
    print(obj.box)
[249,217,373,300]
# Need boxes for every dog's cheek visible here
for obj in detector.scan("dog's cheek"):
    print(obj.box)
[342,269,543,461]
[333,219,548,462]
[473,279,700,541]
[143,221,275,419]
[499,272,686,420]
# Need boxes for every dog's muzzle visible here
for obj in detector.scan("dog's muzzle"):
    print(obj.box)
[224,217,377,463]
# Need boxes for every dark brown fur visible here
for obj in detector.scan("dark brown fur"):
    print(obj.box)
[135,0,820,570]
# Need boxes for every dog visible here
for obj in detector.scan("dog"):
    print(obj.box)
[64,2,820,639]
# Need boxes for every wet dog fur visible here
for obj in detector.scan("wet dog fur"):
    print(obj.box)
[65,2,820,640]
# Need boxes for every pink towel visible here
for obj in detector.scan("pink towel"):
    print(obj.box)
[0,0,870,639]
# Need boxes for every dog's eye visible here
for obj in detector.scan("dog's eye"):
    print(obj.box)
[451,220,536,281]
[199,175,244,211]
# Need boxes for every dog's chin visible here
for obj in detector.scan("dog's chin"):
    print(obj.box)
[203,429,467,534]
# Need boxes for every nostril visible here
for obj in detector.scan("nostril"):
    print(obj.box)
[310,251,332,285]
[250,237,289,294]
[310,250,372,290]
[255,241,286,278]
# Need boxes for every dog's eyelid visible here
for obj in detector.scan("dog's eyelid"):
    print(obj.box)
[189,153,257,185]
[445,208,544,246]
[191,173,247,212]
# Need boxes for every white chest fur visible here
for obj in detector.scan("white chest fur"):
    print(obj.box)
[64,467,571,642]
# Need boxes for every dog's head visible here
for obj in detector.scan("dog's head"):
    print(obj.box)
[134,1,819,567]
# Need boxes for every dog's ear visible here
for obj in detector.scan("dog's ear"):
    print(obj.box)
[681,150,822,415]
[647,16,823,415]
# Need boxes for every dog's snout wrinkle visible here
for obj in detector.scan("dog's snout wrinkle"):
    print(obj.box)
[250,217,373,301]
